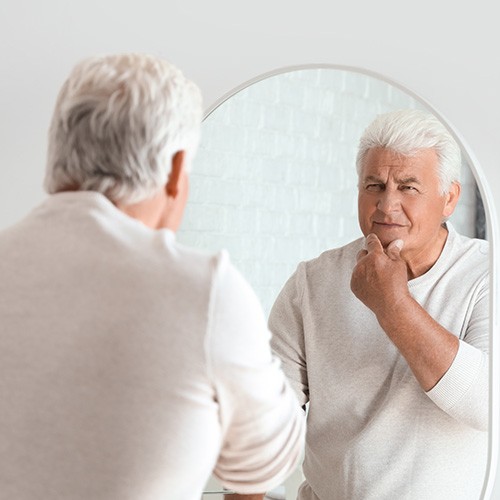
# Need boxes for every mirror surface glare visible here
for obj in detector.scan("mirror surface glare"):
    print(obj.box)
[181,64,498,500]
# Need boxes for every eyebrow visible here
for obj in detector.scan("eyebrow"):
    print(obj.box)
[362,175,422,185]
[363,175,383,183]
[397,176,422,185]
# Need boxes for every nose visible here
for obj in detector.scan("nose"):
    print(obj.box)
[376,189,401,214]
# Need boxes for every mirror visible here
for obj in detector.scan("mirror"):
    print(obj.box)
[179,65,490,499]
[178,65,486,317]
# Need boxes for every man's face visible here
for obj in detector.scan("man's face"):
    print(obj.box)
[357,147,459,263]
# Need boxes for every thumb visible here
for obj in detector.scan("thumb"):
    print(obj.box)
[386,239,404,260]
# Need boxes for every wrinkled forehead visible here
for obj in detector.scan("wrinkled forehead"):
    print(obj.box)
[360,147,439,180]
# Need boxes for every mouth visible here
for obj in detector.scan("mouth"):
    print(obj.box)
[372,221,406,229]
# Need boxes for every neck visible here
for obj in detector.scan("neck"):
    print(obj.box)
[404,224,449,280]
[114,191,167,230]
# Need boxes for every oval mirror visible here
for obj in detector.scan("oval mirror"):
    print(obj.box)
[178,65,493,499]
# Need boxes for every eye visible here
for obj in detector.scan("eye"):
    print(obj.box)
[365,183,383,192]
[400,185,418,192]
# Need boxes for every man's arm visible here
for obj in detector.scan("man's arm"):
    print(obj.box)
[209,253,305,494]
[370,289,459,391]
[350,233,487,431]
[351,234,458,391]
[268,264,310,409]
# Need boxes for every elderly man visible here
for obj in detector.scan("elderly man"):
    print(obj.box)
[0,53,304,500]
[232,109,489,500]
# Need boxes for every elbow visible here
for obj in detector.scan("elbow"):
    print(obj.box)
[214,401,305,494]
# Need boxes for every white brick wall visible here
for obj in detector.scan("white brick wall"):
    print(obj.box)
[179,67,480,321]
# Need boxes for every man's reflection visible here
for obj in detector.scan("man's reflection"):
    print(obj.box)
[234,109,489,500]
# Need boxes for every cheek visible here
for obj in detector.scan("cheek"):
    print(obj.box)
[357,196,374,232]
[358,195,377,214]
[405,198,445,228]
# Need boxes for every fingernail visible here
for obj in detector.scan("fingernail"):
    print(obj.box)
[392,239,404,251]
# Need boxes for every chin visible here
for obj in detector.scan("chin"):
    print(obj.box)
[373,232,405,250]
[378,238,393,249]
[372,225,406,241]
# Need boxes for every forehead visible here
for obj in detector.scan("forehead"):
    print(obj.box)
[361,147,439,180]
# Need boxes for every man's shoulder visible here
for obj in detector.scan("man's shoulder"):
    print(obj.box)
[303,237,364,269]
[447,225,489,274]
[289,237,365,289]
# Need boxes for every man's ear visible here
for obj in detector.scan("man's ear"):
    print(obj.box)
[166,151,186,198]
[443,181,461,219]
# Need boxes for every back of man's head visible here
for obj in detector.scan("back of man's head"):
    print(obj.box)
[44,53,203,204]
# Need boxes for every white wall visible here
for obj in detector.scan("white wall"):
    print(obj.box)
[0,1,498,498]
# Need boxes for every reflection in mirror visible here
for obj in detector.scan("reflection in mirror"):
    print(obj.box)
[178,66,485,317]
[179,66,490,500]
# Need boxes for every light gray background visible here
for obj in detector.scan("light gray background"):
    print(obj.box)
[0,1,498,498]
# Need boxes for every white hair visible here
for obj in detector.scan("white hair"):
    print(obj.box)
[45,53,203,204]
[355,109,461,194]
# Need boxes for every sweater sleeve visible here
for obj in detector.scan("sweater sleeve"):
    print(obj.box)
[207,252,305,494]
[268,263,309,408]
[426,274,489,431]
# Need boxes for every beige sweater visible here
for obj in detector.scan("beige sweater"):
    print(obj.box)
[0,191,304,500]
[270,224,489,500]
